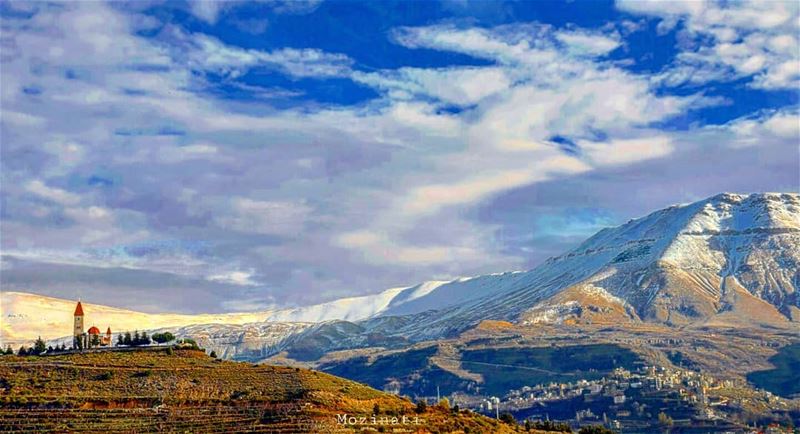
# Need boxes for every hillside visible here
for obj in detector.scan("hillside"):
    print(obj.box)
[0,349,523,433]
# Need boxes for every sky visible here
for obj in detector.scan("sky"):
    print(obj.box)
[1,0,798,314]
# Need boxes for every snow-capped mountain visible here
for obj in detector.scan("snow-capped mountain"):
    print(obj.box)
[4,193,798,359]
[391,192,799,339]
[0,273,525,347]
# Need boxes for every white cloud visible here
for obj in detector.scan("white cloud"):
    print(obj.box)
[555,29,622,56]
[189,0,225,24]
[618,0,800,89]
[715,109,800,147]
[25,180,81,206]
[1,110,46,127]
[207,270,258,286]
[353,67,512,106]
[174,30,353,78]
[580,136,674,166]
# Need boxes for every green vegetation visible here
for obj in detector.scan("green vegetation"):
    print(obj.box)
[33,337,46,354]
[499,411,516,424]
[747,343,800,398]
[459,344,641,396]
[322,344,642,398]
[151,332,175,345]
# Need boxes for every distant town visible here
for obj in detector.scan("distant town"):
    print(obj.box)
[462,365,796,433]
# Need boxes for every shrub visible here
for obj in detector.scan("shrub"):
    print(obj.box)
[95,372,113,381]
[152,332,175,345]
[415,400,427,414]
[499,412,516,425]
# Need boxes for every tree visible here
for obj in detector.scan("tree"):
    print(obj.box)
[373,403,381,415]
[140,332,151,345]
[17,346,28,356]
[117,334,124,346]
[415,400,427,414]
[209,350,217,358]
[133,331,141,346]
[90,334,100,348]
[47,346,54,353]
[123,332,132,346]
[33,337,46,354]
[437,397,450,410]
[4,346,13,355]
[152,332,175,345]
[499,412,516,425]
[658,412,674,427]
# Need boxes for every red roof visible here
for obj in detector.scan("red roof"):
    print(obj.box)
[74,301,84,316]
[87,326,101,335]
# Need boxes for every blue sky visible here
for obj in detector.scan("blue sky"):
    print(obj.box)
[1,0,798,313]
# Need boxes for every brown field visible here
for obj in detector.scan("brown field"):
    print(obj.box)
[0,349,524,433]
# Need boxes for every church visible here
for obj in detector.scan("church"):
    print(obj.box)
[73,301,113,349]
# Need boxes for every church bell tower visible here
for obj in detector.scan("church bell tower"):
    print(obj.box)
[74,301,84,346]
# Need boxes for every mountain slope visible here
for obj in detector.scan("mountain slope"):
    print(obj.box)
[390,193,800,338]
[1,275,522,347]
[5,193,798,359]
[394,193,799,338]
[0,349,523,433]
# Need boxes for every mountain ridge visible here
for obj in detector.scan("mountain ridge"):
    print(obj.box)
[3,192,798,357]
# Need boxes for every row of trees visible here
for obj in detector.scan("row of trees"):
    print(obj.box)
[4,337,63,356]
[3,331,180,357]
[113,331,175,347]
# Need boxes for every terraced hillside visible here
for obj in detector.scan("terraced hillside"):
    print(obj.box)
[0,349,522,433]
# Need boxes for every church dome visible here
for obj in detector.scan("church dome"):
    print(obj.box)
[87,326,101,335]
